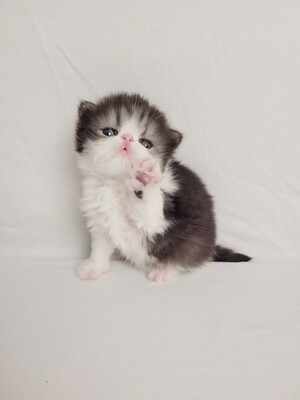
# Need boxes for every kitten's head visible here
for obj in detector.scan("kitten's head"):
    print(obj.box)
[75,93,182,179]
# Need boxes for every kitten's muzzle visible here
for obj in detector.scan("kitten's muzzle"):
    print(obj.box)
[120,133,133,154]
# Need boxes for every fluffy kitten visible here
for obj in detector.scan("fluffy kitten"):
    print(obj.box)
[75,93,250,282]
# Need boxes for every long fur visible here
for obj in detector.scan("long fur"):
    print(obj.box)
[75,93,251,282]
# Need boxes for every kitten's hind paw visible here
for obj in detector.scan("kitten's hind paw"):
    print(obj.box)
[76,259,110,280]
[147,267,174,283]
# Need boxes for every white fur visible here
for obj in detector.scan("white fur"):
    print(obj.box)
[77,116,177,280]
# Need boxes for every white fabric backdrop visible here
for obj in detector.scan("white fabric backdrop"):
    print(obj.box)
[1,1,300,399]
[1,0,299,261]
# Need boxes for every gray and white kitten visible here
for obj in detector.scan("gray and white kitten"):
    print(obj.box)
[75,93,250,282]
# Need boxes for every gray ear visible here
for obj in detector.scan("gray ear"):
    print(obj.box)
[170,129,183,148]
[78,100,96,117]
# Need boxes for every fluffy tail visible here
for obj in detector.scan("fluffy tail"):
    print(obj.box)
[213,245,251,262]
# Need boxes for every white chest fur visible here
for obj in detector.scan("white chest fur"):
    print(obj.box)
[78,151,178,268]
[80,175,157,267]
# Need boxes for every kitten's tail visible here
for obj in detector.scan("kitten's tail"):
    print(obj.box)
[213,245,251,262]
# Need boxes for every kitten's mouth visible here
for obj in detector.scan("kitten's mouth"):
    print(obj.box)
[120,144,131,155]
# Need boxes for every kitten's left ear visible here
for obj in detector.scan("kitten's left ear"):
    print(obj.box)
[169,129,183,149]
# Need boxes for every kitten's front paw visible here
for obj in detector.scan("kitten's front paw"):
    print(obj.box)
[76,259,110,280]
[147,267,173,283]
[134,158,162,186]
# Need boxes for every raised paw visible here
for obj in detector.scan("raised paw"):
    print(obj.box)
[76,259,110,280]
[147,267,173,283]
[134,158,162,186]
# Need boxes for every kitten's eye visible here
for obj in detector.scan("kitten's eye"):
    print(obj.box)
[139,138,153,149]
[102,127,118,137]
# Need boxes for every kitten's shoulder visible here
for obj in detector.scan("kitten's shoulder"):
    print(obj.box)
[169,159,206,190]
[163,159,213,220]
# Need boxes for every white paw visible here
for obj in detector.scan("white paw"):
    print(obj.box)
[134,158,162,186]
[76,259,110,280]
[147,267,173,283]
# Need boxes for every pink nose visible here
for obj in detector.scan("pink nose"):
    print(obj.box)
[122,134,133,142]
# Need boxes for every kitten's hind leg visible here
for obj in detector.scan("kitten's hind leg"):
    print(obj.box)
[76,230,113,280]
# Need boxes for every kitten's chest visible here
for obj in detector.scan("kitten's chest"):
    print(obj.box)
[81,179,147,262]
[82,180,134,230]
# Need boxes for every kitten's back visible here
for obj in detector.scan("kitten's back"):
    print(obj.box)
[147,161,216,267]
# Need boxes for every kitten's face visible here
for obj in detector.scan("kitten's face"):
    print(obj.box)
[76,93,182,179]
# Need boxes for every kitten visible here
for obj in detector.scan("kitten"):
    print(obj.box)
[75,93,251,282]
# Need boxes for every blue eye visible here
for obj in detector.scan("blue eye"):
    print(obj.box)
[102,128,118,137]
[139,138,153,149]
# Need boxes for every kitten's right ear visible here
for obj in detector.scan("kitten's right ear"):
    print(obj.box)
[78,100,97,118]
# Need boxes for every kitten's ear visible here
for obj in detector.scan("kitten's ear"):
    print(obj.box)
[78,100,97,118]
[169,129,183,149]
